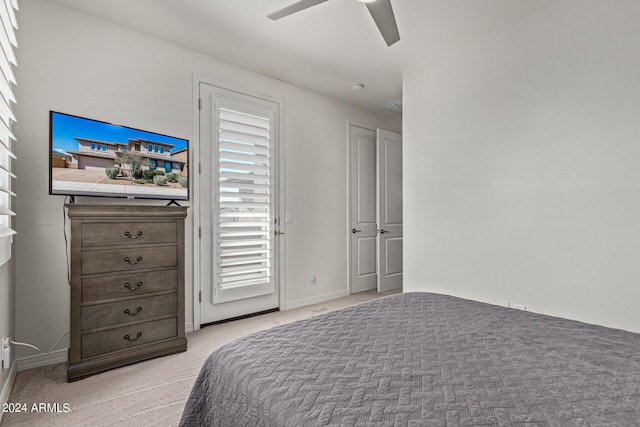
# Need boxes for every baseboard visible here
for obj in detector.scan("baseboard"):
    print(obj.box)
[16,348,67,371]
[16,320,194,370]
[283,289,349,310]
[0,360,17,424]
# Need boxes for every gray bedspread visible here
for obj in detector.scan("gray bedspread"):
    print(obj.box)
[180,292,640,426]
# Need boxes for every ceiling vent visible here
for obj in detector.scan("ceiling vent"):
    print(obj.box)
[382,99,402,114]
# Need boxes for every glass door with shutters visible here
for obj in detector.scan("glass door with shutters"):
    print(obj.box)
[199,83,281,324]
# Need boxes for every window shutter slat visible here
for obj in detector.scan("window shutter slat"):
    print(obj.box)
[220,140,269,156]
[219,109,270,128]
[0,49,16,85]
[0,95,16,124]
[219,212,269,219]
[219,130,270,148]
[4,1,17,30]
[220,161,269,175]
[0,206,14,215]
[220,201,269,210]
[219,117,269,137]
[0,226,15,239]
[0,118,16,141]
[0,163,15,178]
[219,170,268,183]
[0,76,15,105]
[0,23,16,67]
[220,181,269,192]
[218,150,268,165]
[0,139,15,158]
[219,222,269,229]
[0,183,14,196]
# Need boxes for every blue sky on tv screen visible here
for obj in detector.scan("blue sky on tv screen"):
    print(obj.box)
[51,112,188,155]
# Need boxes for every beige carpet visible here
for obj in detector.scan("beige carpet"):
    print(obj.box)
[1,289,399,426]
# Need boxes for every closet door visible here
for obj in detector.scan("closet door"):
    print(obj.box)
[377,129,402,292]
[349,125,378,293]
[349,124,402,294]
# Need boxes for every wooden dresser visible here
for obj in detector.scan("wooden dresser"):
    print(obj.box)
[67,205,188,382]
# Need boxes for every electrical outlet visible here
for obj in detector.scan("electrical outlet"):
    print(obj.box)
[309,272,316,284]
[2,336,10,370]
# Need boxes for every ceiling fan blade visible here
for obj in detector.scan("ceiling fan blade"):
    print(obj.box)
[268,0,330,20]
[365,0,400,46]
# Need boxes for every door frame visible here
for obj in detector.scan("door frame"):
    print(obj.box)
[192,75,286,331]
[346,119,378,295]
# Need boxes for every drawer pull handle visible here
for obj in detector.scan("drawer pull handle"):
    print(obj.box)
[124,307,143,316]
[124,230,144,239]
[124,332,143,342]
[124,282,143,291]
[124,256,143,265]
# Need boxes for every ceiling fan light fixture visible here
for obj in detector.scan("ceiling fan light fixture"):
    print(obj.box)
[351,83,365,91]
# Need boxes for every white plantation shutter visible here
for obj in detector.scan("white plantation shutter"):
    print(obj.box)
[214,97,275,301]
[0,0,18,266]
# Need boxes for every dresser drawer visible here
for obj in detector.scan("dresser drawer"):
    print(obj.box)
[81,270,178,303]
[81,245,178,274]
[81,222,178,247]
[81,317,178,359]
[81,293,178,330]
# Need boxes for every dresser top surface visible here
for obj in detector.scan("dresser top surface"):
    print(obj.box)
[67,204,188,219]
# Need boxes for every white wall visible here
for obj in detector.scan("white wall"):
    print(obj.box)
[404,0,640,333]
[13,0,400,365]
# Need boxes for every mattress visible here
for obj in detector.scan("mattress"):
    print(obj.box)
[180,292,640,426]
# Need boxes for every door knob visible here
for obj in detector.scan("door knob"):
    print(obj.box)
[380,229,388,234]
[351,228,362,234]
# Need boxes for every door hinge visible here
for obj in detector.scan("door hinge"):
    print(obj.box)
[199,291,202,303]
[198,98,202,111]
[199,163,202,174]
[198,227,202,238]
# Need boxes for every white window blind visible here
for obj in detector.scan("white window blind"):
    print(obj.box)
[216,103,273,293]
[0,0,17,266]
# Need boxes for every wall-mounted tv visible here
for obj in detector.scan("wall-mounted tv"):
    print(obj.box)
[49,111,189,201]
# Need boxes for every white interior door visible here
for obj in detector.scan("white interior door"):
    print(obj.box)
[199,82,281,324]
[377,129,403,292]
[349,125,378,293]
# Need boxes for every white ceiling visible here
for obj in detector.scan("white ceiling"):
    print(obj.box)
[45,0,565,117]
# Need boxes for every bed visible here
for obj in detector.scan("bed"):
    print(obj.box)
[180,292,640,426]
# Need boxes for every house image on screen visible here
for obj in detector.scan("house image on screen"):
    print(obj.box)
[68,137,186,174]
[171,147,188,177]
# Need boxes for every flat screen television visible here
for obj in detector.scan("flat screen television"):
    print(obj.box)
[49,111,189,201]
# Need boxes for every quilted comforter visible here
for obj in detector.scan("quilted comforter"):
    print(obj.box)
[180,292,640,426]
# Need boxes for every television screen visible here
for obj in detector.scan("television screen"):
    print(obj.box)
[49,111,189,201]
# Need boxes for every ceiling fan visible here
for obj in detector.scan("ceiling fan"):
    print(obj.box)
[268,0,400,47]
